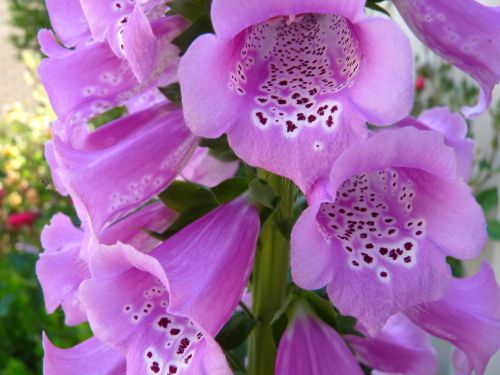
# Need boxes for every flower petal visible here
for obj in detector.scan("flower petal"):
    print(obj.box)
[51,105,197,232]
[43,334,125,375]
[393,0,500,117]
[45,0,90,48]
[407,262,500,375]
[347,314,438,375]
[276,312,364,375]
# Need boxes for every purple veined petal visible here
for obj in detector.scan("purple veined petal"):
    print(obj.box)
[211,0,366,41]
[43,334,126,375]
[179,147,239,187]
[37,214,89,326]
[45,140,68,196]
[393,0,500,118]
[347,314,438,375]
[125,87,168,113]
[397,107,474,181]
[180,3,413,193]
[275,307,364,375]
[50,104,197,233]
[407,261,500,375]
[45,0,91,48]
[79,198,258,373]
[291,127,487,334]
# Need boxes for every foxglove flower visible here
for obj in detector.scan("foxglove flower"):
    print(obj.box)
[347,314,438,375]
[37,203,175,326]
[48,104,197,233]
[393,0,500,117]
[179,0,413,192]
[275,303,364,375]
[45,0,91,48]
[74,198,259,374]
[407,262,500,375]
[291,127,486,334]
[397,107,474,180]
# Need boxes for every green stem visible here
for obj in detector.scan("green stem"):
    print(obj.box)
[248,172,295,375]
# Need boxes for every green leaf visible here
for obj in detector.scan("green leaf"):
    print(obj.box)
[302,291,339,331]
[365,1,390,16]
[200,135,238,162]
[88,106,128,129]
[249,179,281,210]
[275,218,294,241]
[487,219,500,241]
[216,312,256,351]
[211,178,249,204]
[446,256,464,278]
[159,82,182,104]
[168,0,206,21]
[173,15,213,54]
[158,181,217,212]
[476,187,498,213]
[336,315,363,337]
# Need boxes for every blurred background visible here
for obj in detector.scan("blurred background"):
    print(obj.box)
[0,0,499,374]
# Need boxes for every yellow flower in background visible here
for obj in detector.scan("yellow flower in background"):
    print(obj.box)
[0,144,20,158]
[5,171,21,186]
[6,192,22,208]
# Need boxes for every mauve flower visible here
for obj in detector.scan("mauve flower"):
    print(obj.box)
[37,203,175,326]
[397,106,474,180]
[179,0,413,192]
[48,198,257,374]
[407,262,500,375]
[6,211,39,231]
[47,103,197,233]
[347,314,438,375]
[393,0,500,117]
[275,302,364,375]
[45,0,91,48]
[291,127,486,334]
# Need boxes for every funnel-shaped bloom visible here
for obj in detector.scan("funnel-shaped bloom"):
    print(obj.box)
[276,304,363,375]
[45,0,91,48]
[393,0,500,117]
[291,127,486,334]
[74,198,259,374]
[179,0,413,192]
[397,107,474,181]
[48,104,197,233]
[347,314,438,375]
[407,262,500,375]
[37,203,175,326]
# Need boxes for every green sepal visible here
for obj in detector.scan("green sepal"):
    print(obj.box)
[216,312,256,351]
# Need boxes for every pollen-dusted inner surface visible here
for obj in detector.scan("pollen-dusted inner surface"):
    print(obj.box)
[122,278,205,374]
[316,168,427,283]
[228,14,361,137]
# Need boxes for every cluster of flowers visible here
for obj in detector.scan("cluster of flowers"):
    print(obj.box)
[37,0,500,374]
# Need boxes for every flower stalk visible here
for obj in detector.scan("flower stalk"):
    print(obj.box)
[249,172,294,375]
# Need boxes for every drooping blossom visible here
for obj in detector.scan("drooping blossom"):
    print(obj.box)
[45,0,91,48]
[291,127,486,334]
[407,262,500,375]
[45,198,259,374]
[275,301,364,375]
[37,202,175,326]
[397,106,474,180]
[179,0,414,192]
[393,0,500,117]
[47,103,197,233]
[347,314,438,375]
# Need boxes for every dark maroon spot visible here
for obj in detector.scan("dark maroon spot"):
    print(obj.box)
[151,362,160,373]
[388,229,396,235]
[404,242,413,251]
[326,115,334,127]
[184,354,193,364]
[158,317,171,329]
[297,113,306,121]
[292,93,301,99]
[389,249,398,260]
[170,328,180,335]
[416,231,423,236]
[331,105,338,113]
[380,271,388,278]
[365,243,374,249]
[360,233,367,239]
[286,121,297,133]
[345,246,353,253]
[278,99,287,105]
[352,260,360,267]
[396,248,403,255]
[257,98,268,103]
[362,253,373,264]
[256,112,268,125]
[169,365,178,373]
[371,212,379,218]
[404,256,412,263]
[147,352,153,358]
[308,114,317,123]
[385,218,393,223]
